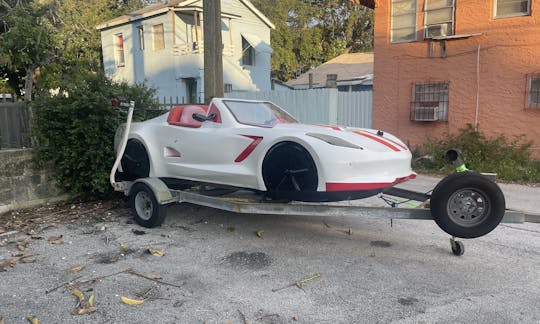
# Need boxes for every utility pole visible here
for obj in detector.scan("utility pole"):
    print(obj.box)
[203,0,224,103]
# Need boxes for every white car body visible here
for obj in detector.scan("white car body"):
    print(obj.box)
[115,98,415,202]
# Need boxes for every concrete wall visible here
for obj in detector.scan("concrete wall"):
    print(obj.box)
[373,0,540,156]
[0,149,66,215]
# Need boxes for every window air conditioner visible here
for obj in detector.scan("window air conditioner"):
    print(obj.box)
[425,24,448,39]
[414,106,440,121]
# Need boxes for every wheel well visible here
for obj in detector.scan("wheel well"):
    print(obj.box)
[121,138,151,180]
[262,141,318,192]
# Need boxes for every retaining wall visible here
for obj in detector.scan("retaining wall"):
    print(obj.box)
[0,149,66,214]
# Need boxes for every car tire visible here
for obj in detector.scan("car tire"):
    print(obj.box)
[130,182,167,228]
[121,139,150,181]
[430,171,505,238]
[262,141,318,198]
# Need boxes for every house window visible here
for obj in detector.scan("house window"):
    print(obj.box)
[137,26,144,50]
[411,82,449,121]
[527,74,540,108]
[224,83,233,93]
[114,34,125,67]
[424,0,455,39]
[153,24,165,51]
[494,0,530,18]
[391,0,417,43]
[242,37,254,66]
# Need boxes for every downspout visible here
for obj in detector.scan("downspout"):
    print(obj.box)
[474,44,480,131]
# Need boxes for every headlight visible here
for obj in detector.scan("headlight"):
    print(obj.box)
[306,133,363,149]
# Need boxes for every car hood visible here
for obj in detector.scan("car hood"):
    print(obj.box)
[273,123,409,153]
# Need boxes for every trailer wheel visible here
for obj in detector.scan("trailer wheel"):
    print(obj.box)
[130,182,167,228]
[430,172,505,239]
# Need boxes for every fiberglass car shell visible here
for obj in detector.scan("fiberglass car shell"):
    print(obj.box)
[115,98,415,202]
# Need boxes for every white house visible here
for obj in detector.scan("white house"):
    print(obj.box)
[96,0,274,103]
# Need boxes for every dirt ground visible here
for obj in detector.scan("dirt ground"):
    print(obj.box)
[1,175,540,323]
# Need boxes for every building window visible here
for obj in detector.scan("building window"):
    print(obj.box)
[424,0,455,39]
[153,24,165,51]
[114,34,125,67]
[411,82,449,121]
[494,0,530,18]
[224,83,233,93]
[137,26,144,50]
[391,0,417,43]
[527,74,540,108]
[241,37,254,66]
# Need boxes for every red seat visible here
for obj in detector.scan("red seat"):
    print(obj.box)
[167,105,208,128]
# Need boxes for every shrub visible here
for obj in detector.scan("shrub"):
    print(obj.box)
[33,73,159,197]
[413,124,540,182]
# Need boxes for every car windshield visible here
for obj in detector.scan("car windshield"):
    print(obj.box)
[223,100,297,127]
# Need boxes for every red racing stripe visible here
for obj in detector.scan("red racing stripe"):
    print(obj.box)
[234,135,263,163]
[326,173,417,191]
[353,131,401,152]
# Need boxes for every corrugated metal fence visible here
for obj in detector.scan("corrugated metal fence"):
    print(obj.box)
[0,103,29,149]
[225,88,372,128]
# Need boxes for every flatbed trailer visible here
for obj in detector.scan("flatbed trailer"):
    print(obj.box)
[118,176,535,256]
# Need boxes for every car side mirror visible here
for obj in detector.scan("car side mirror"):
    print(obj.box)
[192,113,216,122]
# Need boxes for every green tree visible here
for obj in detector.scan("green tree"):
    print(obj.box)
[251,0,373,81]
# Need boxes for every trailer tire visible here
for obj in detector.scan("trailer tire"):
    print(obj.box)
[430,171,505,238]
[130,182,167,228]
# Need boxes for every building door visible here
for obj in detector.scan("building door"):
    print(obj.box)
[184,78,197,103]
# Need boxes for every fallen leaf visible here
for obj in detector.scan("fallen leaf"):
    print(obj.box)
[144,273,162,279]
[121,296,145,305]
[120,243,129,252]
[255,229,264,238]
[88,295,95,307]
[74,306,97,315]
[26,315,39,324]
[0,316,4,324]
[347,228,353,235]
[227,227,236,233]
[147,248,164,257]
[18,241,29,251]
[0,254,34,271]
[68,264,86,274]
[71,289,85,307]
[293,315,299,321]
[47,235,64,245]
[30,235,43,240]
[132,229,146,235]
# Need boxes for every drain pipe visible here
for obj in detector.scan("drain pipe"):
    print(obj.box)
[474,44,480,131]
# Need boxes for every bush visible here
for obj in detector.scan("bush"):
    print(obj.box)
[33,73,159,197]
[413,124,540,182]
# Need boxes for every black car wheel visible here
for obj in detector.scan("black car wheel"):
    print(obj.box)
[262,142,318,199]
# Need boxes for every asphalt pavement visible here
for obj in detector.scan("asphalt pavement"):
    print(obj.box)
[0,174,539,323]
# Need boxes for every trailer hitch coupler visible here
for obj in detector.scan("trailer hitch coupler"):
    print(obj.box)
[445,149,468,172]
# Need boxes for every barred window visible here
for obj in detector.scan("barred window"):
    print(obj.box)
[391,0,417,43]
[494,0,530,18]
[527,74,540,108]
[424,0,455,39]
[411,82,449,121]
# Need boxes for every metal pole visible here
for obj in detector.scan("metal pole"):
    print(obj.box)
[203,0,224,103]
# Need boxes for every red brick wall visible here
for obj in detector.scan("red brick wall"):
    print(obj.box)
[373,0,540,156]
